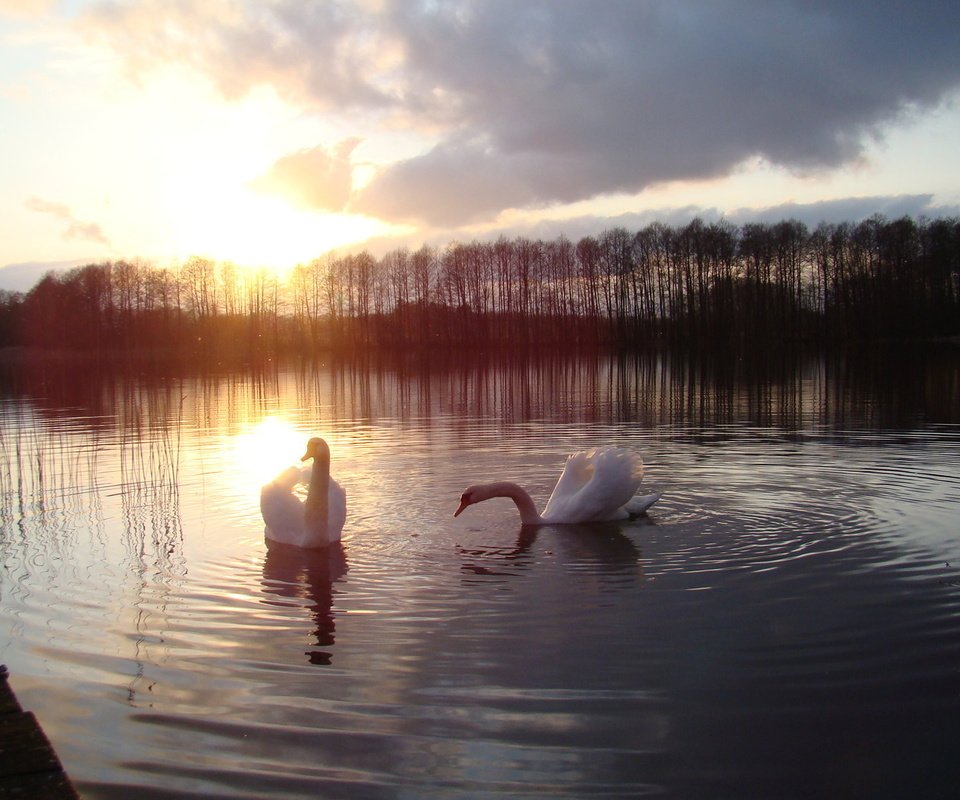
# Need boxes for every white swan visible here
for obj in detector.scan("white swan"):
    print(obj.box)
[260,437,346,549]
[455,446,661,525]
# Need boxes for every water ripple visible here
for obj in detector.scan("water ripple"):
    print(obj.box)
[2,371,959,799]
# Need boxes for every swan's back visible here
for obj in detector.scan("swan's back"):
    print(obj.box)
[541,447,643,523]
[326,480,347,542]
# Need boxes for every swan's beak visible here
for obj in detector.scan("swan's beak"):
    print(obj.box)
[454,499,469,517]
[300,451,311,462]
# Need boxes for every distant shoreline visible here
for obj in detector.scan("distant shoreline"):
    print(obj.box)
[2,216,957,356]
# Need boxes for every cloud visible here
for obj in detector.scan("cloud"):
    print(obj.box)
[356,194,960,258]
[81,1,960,226]
[78,0,397,108]
[0,0,55,17]
[249,139,361,211]
[524,195,960,244]
[726,194,960,228]
[350,135,534,226]
[25,197,111,246]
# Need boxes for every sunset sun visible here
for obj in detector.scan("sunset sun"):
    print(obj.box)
[172,182,394,276]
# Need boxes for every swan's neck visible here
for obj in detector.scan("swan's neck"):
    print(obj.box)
[304,453,330,531]
[484,481,543,526]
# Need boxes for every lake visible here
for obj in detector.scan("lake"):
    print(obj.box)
[1,349,959,799]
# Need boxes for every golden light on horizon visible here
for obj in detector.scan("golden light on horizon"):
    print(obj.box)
[172,184,394,278]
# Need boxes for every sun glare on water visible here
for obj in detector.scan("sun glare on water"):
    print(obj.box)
[230,416,312,492]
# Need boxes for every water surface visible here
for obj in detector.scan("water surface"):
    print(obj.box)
[2,351,959,798]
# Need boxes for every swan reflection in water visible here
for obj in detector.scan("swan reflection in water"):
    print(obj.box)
[459,521,651,583]
[261,542,348,665]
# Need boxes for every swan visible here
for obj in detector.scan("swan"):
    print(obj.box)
[260,437,346,549]
[455,446,660,525]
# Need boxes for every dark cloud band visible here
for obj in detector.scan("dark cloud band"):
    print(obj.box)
[82,0,960,226]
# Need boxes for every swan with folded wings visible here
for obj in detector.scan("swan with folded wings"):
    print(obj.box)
[260,437,346,549]
[455,446,660,526]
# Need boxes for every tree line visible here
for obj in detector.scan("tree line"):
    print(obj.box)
[1,214,957,359]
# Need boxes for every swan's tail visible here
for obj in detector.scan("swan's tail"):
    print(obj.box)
[625,492,661,517]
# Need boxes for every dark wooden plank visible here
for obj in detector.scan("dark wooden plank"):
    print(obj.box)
[0,684,20,717]
[0,667,19,716]
[0,770,79,799]
[0,666,80,800]
[0,712,64,775]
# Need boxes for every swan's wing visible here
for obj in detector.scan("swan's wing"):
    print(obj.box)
[260,480,305,537]
[267,465,308,491]
[327,479,347,542]
[542,447,643,523]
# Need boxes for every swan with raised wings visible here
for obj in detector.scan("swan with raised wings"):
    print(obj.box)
[454,446,660,525]
[260,437,346,549]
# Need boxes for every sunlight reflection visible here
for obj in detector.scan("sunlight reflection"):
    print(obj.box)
[224,415,355,503]
[231,416,310,492]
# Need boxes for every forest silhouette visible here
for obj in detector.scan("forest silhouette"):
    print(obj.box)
[1,215,957,361]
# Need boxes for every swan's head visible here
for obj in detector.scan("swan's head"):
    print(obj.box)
[301,437,330,462]
[454,481,539,524]
[454,487,477,517]
[454,484,497,516]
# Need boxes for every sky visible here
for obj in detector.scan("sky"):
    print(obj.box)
[2,0,960,292]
